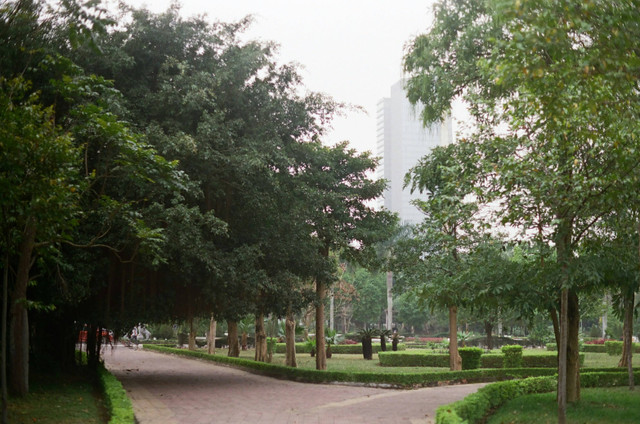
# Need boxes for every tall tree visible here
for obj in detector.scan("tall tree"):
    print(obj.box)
[404,2,640,420]
[394,142,483,370]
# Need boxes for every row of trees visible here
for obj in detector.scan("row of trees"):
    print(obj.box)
[0,0,395,407]
[398,1,640,423]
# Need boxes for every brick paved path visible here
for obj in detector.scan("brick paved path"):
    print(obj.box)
[103,346,485,424]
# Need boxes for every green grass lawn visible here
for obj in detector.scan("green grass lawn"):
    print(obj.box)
[486,387,640,424]
[8,370,108,424]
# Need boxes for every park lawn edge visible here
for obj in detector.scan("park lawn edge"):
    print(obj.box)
[435,370,640,424]
[141,344,632,389]
[97,362,135,424]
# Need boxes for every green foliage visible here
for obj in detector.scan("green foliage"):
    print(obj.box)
[605,341,640,356]
[379,351,450,368]
[501,345,523,368]
[276,343,407,355]
[97,363,135,424]
[435,371,640,424]
[459,347,483,370]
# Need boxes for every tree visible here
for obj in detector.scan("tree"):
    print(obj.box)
[394,142,483,370]
[292,140,396,370]
[404,1,640,420]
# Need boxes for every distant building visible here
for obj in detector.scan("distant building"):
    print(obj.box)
[376,79,452,225]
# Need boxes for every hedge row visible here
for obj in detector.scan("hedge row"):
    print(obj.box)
[546,341,640,354]
[144,345,566,387]
[379,351,584,368]
[435,370,640,424]
[97,363,135,424]
[274,342,406,354]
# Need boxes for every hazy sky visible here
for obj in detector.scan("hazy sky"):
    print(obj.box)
[122,0,438,154]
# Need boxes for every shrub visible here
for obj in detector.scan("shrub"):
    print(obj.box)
[459,348,483,370]
[546,342,557,351]
[582,344,607,353]
[480,354,503,368]
[379,351,449,367]
[275,342,406,354]
[502,345,523,368]
[435,370,640,424]
[604,341,640,355]
[97,363,135,424]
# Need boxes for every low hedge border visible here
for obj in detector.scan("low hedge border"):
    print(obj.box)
[275,343,406,354]
[144,345,604,388]
[546,342,640,354]
[435,370,640,424]
[97,362,135,424]
[379,351,584,368]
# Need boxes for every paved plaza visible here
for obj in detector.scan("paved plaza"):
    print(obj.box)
[103,346,485,424]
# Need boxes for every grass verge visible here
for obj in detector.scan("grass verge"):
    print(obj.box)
[8,369,108,424]
[486,387,640,424]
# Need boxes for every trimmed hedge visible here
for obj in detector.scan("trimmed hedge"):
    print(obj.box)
[459,348,483,370]
[380,351,584,368]
[501,345,522,368]
[547,342,638,354]
[144,345,564,388]
[97,363,135,424]
[435,370,640,424]
[275,342,406,354]
[379,351,450,367]
[604,341,640,356]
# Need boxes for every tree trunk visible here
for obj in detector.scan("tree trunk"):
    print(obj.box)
[227,321,240,357]
[241,331,248,350]
[207,315,216,355]
[362,336,373,360]
[558,288,568,424]
[9,219,36,396]
[386,271,394,330]
[2,253,9,422]
[448,305,461,371]
[188,318,196,351]
[285,310,297,368]
[567,290,580,402]
[315,279,326,370]
[484,321,493,350]
[254,312,267,362]
[618,291,634,390]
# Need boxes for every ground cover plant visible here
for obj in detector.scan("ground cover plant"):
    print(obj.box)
[486,387,640,424]
[8,370,108,424]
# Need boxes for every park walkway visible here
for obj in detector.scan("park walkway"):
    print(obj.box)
[103,346,485,424]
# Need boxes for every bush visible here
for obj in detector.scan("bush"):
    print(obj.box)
[435,370,640,424]
[604,341,640,356]
[480,354,503,368]
[97,363,135,424]
[459,348,483,370]
[502,345,523,368]
[379,351,450,367]
[582,344,607,353]
[546,342,557,351]
[274,342,406,354]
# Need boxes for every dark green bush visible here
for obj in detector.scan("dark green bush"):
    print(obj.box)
[480,354,503,368]
[459,347,483,370]
[546,342,557,351]
[582,344,607,353]
[501,345,523,368]
[97,363,135,424]
[275,342,406,354]
[378,351,449,367]
[604,341,640,356]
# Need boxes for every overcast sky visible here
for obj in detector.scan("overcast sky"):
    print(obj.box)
[121,0,439,154]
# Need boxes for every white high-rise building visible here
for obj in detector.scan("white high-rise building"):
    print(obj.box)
[376,80,452,225]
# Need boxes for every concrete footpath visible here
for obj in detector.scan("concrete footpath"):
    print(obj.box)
[103,346,485,424]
